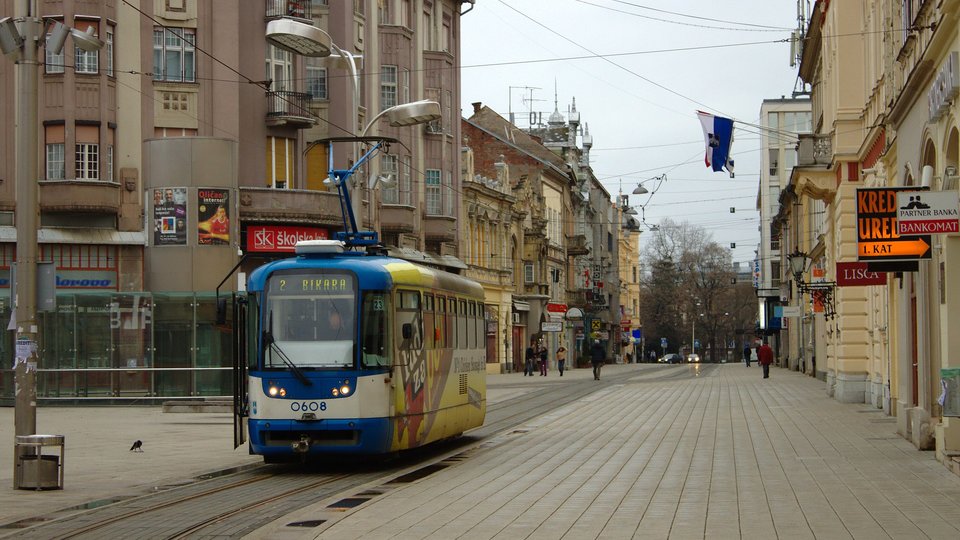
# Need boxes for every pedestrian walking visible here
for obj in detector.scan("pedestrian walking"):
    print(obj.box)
[749,346,758,367]
[758,339,774,378]
[590,339,605,380]
[524,338,536,376]
[649,350,656,362]
[743,344,751,367]
[539,341,548,376]
[556,346,567,376]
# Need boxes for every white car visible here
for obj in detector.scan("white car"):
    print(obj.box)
[686,354,700,363]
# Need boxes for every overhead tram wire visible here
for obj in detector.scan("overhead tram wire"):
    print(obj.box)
[120,0,270,91]
[495,0,731,117]
[109,1,754,242]
[602,0,794,30]
[576,0,793,32]
[114,0,781,218]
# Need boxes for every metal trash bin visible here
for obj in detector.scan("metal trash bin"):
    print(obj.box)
[15,434,65,490]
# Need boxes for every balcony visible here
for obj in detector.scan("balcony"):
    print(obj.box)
[423,214,457,242]
[239,187,341,224]
[266,91,318,128]
[39,180,120,214]
[381,205,417,234]
[265,0,313,22]
[567,234,589,256]
[797,134,831,168]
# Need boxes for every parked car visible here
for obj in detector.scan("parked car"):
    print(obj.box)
[686,353,700,363]
[659,353,683,364]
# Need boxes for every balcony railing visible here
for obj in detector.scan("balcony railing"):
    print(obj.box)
[265,0,313,20]
[797,134,832,167]
[266,91,317,127]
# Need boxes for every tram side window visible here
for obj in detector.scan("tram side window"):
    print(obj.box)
[447,298,460,349]
[396,289,422,351]
[361,292,392,368]
[423,293,435,349]
[468,301,477,350]
[458,299,468,350]
[438,296,448,348]
[476,302,484,349]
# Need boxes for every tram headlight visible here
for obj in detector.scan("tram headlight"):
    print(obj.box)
[340,385,351,396]
[331,388,339,397]
[268,386,286,397]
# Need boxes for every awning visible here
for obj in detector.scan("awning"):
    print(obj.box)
[0,226,147,245]
[512,301,530,312]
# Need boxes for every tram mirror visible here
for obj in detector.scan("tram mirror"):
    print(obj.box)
[402,323,412,340]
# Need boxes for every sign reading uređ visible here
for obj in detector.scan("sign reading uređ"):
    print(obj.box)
[857,187,931,262]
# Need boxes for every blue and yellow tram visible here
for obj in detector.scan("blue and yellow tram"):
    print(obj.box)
[233,240,486,460]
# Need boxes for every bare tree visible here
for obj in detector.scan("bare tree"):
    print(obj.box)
[639,219,755,362]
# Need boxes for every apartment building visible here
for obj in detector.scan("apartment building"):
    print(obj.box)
[779,0,960,472]
[0,0,471,401]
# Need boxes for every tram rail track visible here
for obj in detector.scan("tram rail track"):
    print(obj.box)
[5,364,709,539]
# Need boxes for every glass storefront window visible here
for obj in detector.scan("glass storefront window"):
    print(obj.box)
[195,295,232,396]
[0,292,237,402]
[154,294,194,397]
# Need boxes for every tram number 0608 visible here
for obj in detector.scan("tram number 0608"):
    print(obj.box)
[290,401,326,412]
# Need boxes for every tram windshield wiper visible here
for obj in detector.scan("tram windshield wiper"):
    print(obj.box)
[264,330,312,387]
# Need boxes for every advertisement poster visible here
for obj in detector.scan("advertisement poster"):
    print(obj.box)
[197,188,230,245]
[152,187,187,246]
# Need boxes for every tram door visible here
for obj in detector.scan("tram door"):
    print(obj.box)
[232,293,248,449]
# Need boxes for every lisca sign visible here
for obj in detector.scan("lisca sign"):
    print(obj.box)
[836,262,887,287]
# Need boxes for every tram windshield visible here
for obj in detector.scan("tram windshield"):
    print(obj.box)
[264,271,356,368]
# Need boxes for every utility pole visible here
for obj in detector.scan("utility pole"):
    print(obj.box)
[13,0,41,468]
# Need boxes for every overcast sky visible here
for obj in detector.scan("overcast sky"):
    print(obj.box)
[460,0,804,267]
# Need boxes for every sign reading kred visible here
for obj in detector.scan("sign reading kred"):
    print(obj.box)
[545,302,568,314]
[246,225,329,253]
[856,187,931,261]
[836,262,887,287]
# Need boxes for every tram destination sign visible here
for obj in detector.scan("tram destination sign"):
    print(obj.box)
[895,190,960,235]
[857,187,931,262]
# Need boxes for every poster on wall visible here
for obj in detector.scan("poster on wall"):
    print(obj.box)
[197,188,230,245]
[152,187,187,246]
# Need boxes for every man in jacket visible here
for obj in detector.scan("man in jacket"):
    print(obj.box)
[758,339,774,379]
[590,339,605,380]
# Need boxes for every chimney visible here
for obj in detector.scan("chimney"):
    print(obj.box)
[472,102,482,114]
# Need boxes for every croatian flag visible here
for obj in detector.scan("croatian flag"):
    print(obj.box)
[697,111,735,177]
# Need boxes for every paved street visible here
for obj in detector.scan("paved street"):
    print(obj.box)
[4,364,960,539]
[252,364,960,539]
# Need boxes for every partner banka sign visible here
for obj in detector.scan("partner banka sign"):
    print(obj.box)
[896,190,960,235]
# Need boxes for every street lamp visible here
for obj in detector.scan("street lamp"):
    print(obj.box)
[267,19,440,239]
[3,1,103,488]
[632,173,667,195]
[788,250,836,319]
[316,100,440,247]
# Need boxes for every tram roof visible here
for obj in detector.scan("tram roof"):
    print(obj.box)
[247,252,483,297]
